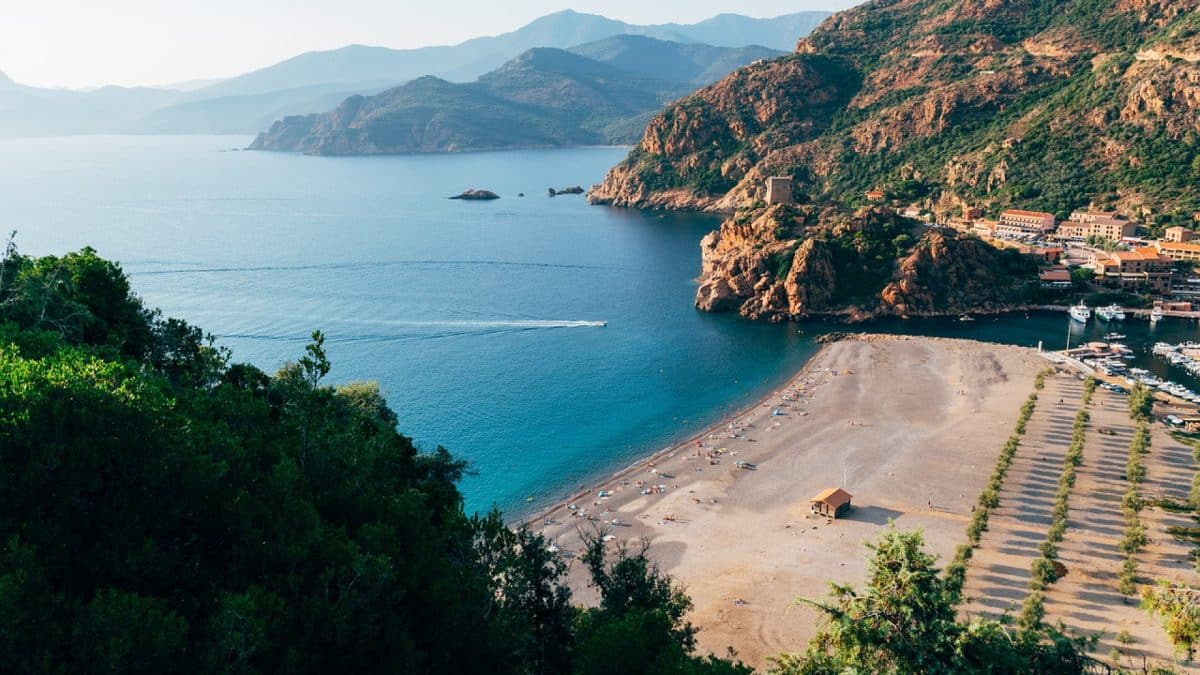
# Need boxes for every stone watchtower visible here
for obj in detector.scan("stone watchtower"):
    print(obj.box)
[765,176,793,205]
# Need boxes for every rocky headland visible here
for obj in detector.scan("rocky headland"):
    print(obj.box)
[589,0,1200,322]
[694,204,1037,321]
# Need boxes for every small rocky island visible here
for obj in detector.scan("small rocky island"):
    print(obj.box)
[449,189,500,201]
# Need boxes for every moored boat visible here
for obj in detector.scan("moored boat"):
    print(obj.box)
[1069,301,1091,323]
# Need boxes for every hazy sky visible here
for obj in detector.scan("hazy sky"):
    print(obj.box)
[1,1,860,89]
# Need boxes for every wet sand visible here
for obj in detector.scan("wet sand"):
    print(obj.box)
[530,334,1045,667]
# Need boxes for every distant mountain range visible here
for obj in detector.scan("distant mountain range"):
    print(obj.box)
[250,38,784,155]
[0,10,829,138]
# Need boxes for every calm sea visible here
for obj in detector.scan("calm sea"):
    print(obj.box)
[5,135,1198,514]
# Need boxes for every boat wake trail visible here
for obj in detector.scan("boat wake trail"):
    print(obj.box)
[130,259,609,275]
[215,319,606,343]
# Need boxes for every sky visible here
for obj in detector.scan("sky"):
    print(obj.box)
[0,0,861,89]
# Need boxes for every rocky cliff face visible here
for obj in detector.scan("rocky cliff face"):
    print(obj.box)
[694,205,1037,321]
[592,0,1200,323]
[590,0,1200,220]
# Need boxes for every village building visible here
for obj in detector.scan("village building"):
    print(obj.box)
[1092,247,1173,293]
[1039,267,1072,289]
[1163,226,1196,243]
[963,206,984,220]
[865,189,885,201]
[1010,242,1062,264]
[765,177,794,205]
[808,488,852,518]
[1056,211,1137,241]
[996,209,1056,238]
[1154,240,1200,262]
[971,220,998,238]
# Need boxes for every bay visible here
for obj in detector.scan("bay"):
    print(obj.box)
[4,135,1197,516]
[1,135,815,514]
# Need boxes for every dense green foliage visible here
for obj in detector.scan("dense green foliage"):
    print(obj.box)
[0,242,748,674]
[770,529,1092,674]
[1144,582,1200,660]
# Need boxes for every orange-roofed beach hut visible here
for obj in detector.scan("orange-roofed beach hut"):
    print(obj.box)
[809,488,852,518]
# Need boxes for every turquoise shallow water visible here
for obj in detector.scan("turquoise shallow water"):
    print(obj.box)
[2,135,817,514]
[6,135,1198,515]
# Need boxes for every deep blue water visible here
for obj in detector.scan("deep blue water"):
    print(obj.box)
[5,135,1198,515]
[2,135,815,514]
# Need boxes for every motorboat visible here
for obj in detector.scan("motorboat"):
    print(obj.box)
[1096,304,1125,321]
[1068,301,1091,323]
[1103,332,1126,341]
[1150,306,1164,323]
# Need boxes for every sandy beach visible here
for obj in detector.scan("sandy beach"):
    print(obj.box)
[531,334,1046,667]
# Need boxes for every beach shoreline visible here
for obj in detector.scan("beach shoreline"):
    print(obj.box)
[527,334,1047,667]
[518,341,834,528]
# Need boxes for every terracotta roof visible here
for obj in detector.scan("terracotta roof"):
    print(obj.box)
[810,487,852,507]
[1040,269,1071,281]
[1159,241,1200,252]
[1001,209,1054,219]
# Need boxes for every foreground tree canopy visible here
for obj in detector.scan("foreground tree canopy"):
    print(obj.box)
[0,243,1097,673]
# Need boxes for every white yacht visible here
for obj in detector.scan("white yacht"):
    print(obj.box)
[1150,306,1164,323]
[1069,301,1091,323]
[1096,304,1125,321]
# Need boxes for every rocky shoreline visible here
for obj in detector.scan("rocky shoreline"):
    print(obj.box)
[689,203,1038,322]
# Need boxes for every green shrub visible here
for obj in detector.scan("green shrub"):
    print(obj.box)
[1018,591,1045,630]
[1038,540,1057,559]
[1030,556,1058,590]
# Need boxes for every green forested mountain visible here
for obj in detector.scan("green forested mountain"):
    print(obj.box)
[248,47,700,154]
[589,0,1200,322]
[592,0,1200,224]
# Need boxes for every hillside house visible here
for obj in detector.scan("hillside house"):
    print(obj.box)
[997,209,1056,238]
[1057,211,1137,241]
[1093,247,1173,293]
[1155,240,1200,262]
[1039,267,1072,289]
[1164,226,1196,243]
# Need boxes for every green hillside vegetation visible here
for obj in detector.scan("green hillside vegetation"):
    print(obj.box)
[0,242,1103,673]
[593,0,1200,224]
